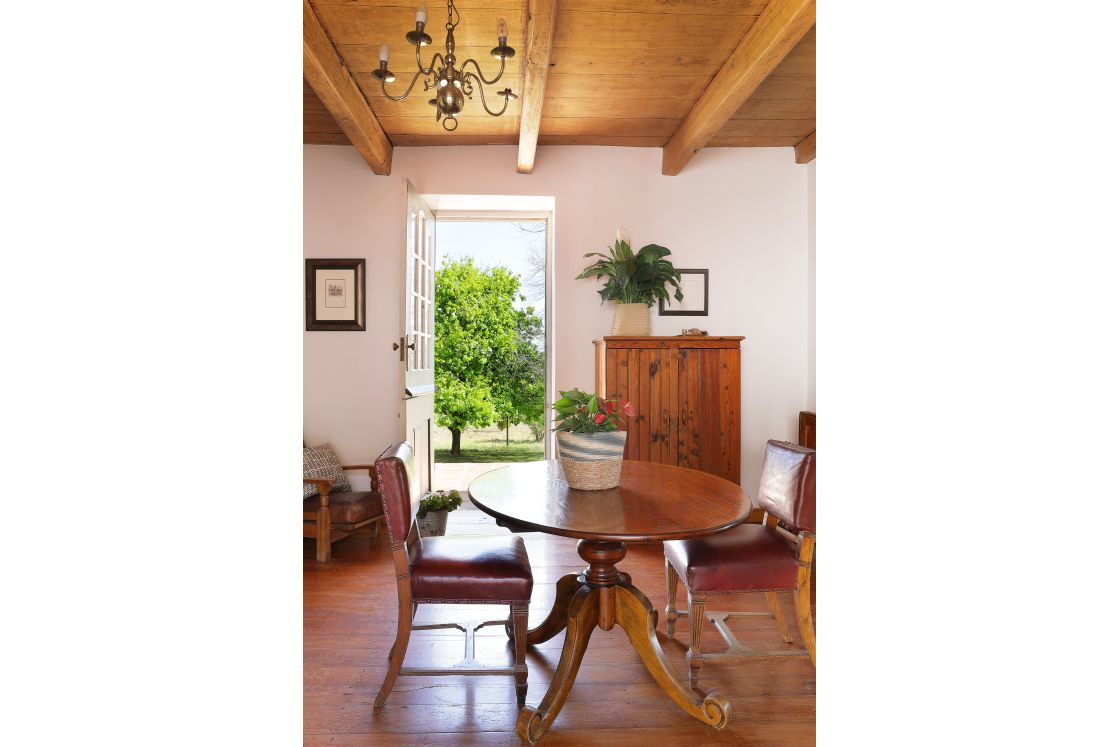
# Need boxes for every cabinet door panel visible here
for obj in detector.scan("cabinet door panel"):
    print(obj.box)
[647,349,664,462]
[667,347,679,466]
[678,348,702,470]
[609,349,634,459]
[627,348,641,460]
[636,348,651,462]
[720,348,741,482]
[690,348,711,476]
[680,347,738,482]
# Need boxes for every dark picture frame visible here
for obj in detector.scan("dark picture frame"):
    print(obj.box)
[658,268,709,316]
[305,258,366,331]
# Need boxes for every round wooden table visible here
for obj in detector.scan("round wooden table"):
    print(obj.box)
[468,460,754,744]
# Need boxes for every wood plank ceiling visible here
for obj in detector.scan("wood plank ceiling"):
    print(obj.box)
[304,0,814,174]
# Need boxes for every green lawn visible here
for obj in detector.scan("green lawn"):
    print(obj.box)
[434,424,545,463]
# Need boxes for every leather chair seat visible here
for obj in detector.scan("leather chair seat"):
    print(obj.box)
[411,535,533,603]
[665,523,799,593]
[303,491,384,525]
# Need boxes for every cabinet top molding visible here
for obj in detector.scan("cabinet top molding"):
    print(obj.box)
[594,336,744,349]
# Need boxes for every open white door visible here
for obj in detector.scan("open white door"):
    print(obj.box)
[400,181,436,497]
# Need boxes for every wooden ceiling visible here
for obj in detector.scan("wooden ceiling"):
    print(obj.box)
[304,0,815,174]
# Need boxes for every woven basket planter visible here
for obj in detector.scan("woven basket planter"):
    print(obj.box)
[610,302,651,335]
[556,430,628,490]
[417,510,449,537]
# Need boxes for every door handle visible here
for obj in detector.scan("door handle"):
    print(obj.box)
[393,337,416,361]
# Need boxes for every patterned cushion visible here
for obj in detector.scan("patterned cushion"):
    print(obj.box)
[303,443,352,498]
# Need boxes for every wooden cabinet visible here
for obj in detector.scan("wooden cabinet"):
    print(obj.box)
[594,336,744,484]
[798,411,816,449]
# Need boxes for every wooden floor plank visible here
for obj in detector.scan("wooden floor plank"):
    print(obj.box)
[305,504,815,743]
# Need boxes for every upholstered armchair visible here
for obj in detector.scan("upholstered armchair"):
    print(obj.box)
[303,463,386,562]
[664,439,816,687]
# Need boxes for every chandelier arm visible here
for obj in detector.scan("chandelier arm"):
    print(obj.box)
[381,69,429,102]
[461,56,506,86]
[465,72,510,117]
[415,48,446,75]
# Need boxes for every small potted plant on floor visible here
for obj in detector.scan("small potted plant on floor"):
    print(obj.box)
[576,229,685,335]
[552,389,635,490]
[417,489,463,537]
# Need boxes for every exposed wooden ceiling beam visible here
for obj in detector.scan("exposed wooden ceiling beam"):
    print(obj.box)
[661,0,815,176]
[303,0,392,175]
[516,0,559,174]
[795,130,816,163]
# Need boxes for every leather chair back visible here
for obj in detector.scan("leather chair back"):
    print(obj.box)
[755,439,815,534]
[375,442,422,544]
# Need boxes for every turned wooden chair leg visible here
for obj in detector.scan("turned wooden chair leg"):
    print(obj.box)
[376,595,414,708]
[665,557,680,637]
[794,572,816,666]
[686,590,706,689]
[316,506,332,562]
[765,591,794,644]
[512,603,529,707]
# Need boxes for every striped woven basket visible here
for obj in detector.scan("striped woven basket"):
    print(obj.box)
[556,430,628,490]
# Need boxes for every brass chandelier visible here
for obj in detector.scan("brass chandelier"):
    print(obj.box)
[373,0,517,131]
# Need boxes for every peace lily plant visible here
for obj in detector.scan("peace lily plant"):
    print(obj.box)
[576,229,685,335]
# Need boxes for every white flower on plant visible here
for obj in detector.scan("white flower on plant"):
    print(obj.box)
[616,227,630,246]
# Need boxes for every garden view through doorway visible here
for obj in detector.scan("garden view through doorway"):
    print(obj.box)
[432,218,548,493]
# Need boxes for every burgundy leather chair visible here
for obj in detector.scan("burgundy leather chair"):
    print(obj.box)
[373,442,534,709]
[664,439,816,688]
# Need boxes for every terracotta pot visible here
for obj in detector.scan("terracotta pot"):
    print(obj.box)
[610,302,651,335]
[417,510,449,537]
[556,430,628,490]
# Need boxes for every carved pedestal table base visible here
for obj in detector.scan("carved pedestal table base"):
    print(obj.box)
[515,540,731,744]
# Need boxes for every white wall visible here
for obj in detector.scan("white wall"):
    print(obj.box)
[807,159,816,410]
[305,145,811,492]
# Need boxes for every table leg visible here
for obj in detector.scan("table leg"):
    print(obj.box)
[516,584,598,744]
[524,572,584,645]
[615,581,731,730]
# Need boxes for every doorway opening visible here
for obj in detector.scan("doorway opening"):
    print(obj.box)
[426,203,555,492]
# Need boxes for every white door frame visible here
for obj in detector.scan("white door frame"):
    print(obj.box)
[431,209,556,460]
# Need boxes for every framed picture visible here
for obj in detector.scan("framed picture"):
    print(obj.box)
[305,258,366,331]
[658,269,709,316]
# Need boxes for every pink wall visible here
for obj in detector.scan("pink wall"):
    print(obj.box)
[305,144,812,492]
[807,159,816,410]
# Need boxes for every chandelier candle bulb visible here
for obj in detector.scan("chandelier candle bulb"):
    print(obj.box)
[379,44,390,63]
[416,6,427,24]
[497,17,508,41]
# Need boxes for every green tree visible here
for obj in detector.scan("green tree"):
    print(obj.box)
[434,258,521,455]
[489,306,546,444]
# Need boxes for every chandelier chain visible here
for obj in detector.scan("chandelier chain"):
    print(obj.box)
[446,0,458,32]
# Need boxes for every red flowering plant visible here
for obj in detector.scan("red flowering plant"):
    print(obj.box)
[552,388,635,433]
